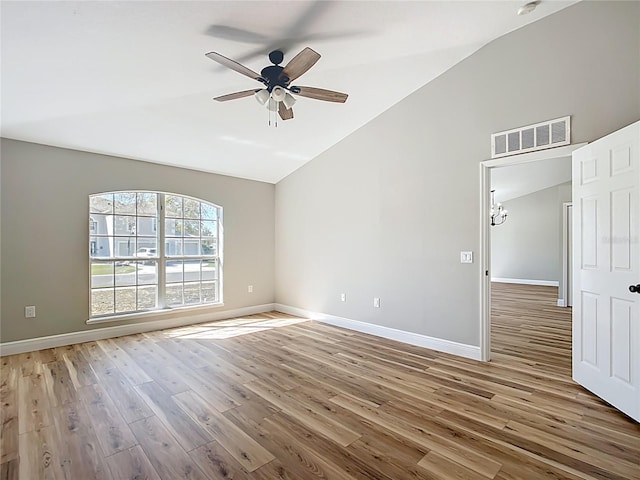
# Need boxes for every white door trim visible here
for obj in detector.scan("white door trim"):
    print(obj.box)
[559,202,573,307]
[479,143,587,362]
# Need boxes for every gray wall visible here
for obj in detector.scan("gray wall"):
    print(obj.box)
[490,183,571,283]
[0,139,275,342]
[275,1,640,346]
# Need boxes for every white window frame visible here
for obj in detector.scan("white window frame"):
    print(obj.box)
[88,191,223,322]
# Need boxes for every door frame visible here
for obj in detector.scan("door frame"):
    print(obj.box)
[478,142,587,361]
[559,202,573,308]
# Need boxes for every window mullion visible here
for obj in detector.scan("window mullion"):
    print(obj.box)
[158,193,167,309]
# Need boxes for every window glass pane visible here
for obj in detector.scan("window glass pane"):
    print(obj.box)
[166,260,183,283]
[136,217,157,237]
[137,285,157,310]
[115,215,136,235]
[183,220,200,237]
[184,283,201,305]
[91,288,114,316]
[135,240,157,258]
[137,193,157,216]
[90,236,111,258]
[90,214,112,236]
[136,261,158,285]
[201,203,217,220]
[165,218,182,237]
[114,192,137,215]
[184,261,201,282]
[115,287,136,313]
[90,194,113,214]
[91,262,114,287]
[184,198,200,219]
[201,221,216,237]
[114,237,137,257]
[115,263,137,286]
[166,284,183,306]
[108,236,136,257]
[165,195,182,218]
[165,238,182,256]
[202,260,217,281]
[201,239,216,256]
[202,282,217,303]
[183,239,200,256]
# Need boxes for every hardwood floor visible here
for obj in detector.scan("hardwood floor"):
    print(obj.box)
[1,284,639,479]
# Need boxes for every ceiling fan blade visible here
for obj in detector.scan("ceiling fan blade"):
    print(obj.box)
[205,52,264,82]
[281,47,321,82]
[293,86,348,103]
[278,102,294,121]
[213,89,260,102]
[205,25,270,44]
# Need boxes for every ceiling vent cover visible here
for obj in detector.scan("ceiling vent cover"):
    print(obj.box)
[491,116,571,158]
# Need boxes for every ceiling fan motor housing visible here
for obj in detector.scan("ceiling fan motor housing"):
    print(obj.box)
[268,50,284,65]
[260,65,289,90]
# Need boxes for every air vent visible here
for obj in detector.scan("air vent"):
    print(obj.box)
[491,116,570,158]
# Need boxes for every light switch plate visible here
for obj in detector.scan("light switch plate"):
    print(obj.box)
[460,251,473,263]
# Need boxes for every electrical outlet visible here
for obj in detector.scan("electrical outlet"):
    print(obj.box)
[248,285,253,293]
[25,306,36,318]
[340,293,346,302]
[373,297,381,308]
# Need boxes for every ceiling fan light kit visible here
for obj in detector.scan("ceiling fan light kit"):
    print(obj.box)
[254,89,270,105]
[206,47,348,123]
[267,98,279,112]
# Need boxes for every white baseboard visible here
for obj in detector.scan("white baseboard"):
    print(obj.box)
[0,304,275,356]
[557,299,566,307]
[491,278,559,287]
[274,304,481,361]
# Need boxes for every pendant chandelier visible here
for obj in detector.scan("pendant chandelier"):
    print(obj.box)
[490,190,508,226]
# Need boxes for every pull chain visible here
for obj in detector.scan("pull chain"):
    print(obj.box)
[266,100,280,127]
[267,101,279,127]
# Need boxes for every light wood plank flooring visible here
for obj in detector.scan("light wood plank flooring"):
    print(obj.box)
[1,284,639,479]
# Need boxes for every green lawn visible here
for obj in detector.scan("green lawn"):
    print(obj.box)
[91,264,136,275]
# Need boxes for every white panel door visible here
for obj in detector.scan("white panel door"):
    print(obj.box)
[573,121,639,422]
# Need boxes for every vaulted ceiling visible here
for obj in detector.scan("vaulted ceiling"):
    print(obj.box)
[1,1,575,183]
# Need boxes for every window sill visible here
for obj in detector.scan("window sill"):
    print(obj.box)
[86,302,224,325]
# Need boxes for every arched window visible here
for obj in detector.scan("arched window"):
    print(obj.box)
[89,191,222,318]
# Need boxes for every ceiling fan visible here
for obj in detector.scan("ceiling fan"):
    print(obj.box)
[205,47,348,121]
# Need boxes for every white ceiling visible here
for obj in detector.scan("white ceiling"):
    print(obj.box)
[1,1,576,184]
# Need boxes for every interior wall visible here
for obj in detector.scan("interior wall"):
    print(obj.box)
[0,139,275,343]
[275,1,640,347]
[490,182,571,284]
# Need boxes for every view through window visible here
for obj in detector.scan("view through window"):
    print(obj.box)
[89,192,222,318]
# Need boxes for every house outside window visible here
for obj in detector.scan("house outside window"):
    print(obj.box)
[89,191,222,318]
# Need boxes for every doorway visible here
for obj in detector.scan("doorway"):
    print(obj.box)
[479,143,587,361]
